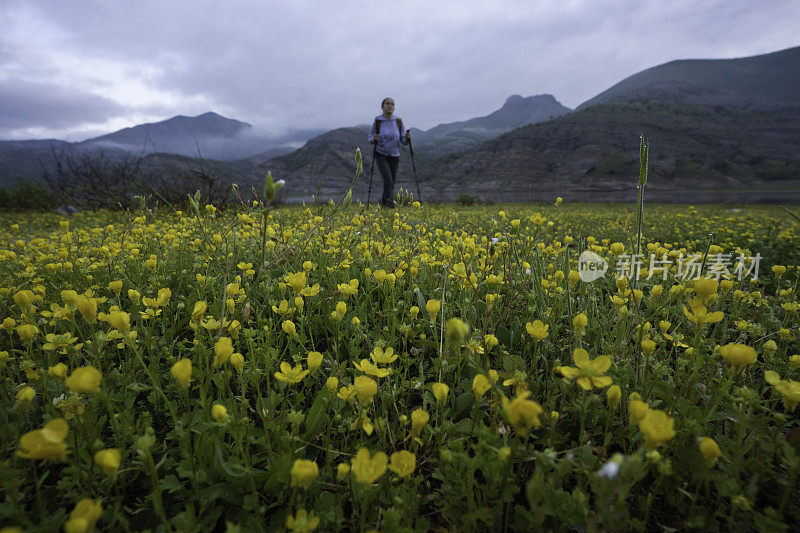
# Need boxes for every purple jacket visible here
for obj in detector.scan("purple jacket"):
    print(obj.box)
[368,115,409,157]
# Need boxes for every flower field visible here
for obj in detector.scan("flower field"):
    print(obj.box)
[1,198,799,532]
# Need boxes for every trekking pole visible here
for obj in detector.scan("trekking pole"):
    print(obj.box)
[367,143,377,205]
[408,138,422,202]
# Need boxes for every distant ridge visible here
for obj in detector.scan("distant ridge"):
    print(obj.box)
[578,45,800,110]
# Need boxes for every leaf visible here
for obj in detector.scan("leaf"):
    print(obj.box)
[160,475,183,494]
[502,354,525,372]
[302,389,327,441]
[496,326,512,347]
[451,392,476,422]
[213,444,249,481]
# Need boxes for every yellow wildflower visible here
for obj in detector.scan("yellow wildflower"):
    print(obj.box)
[107,311,131,335]
[555,348,613,390]
[307,351,323,372]
[286,509,319,533]
[284,271,307,294]
[48,363,69,378]
[445,318,469,344]
[765,370,800,411]
[641,338,656,356]
[719,343,758,373]
[229,352,244,373]
[354,358,392,378]
[411,409,429,437]
[76,297,98,324]
[16,386,35,404]
[282,320,297,335]
[389,450,416,478]
[337,384,357,403]
[291,459,319,489]
[170,359,192,388]
[42,332,79,354]
[336,463,350,480]
[426,299,441,321]
[94,448,121,477]
[683,304,724,325]
[13,290,36,310]
[275,362,309,384]
[573,313,588,336]
[763,339,778,357]
[63,498,102,533]
[693,277,718,304]
[525,320,549,342]
[638,409,676,449]
[325,376,338,393]
[191,301,207,321]
[351,448,388,485]
[128,289,141,306]
[65,366,102,393]
[501,391,544,435]
[213,337,234,366]
[16,323,38,342]
[607,385,622,410]
[16,418,69,461]
[699,437,722,466]
[629,399,650,423]
[431,382,449,404]
[211,404,228,423]
[370,346,398,364]
[354,375,378,404]
[472,373,491,399]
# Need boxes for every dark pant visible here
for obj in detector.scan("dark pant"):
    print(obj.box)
[375,152,399,206]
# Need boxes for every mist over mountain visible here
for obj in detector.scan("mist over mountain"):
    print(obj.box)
[81,112,324,161]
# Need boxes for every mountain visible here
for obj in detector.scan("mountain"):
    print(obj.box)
[416,46,800,203]
[578,45,800,110]
[411,94,571,158]
[81,112,323,161]
[0,112,324,187]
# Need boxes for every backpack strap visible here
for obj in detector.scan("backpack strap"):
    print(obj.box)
[375,117,404,136]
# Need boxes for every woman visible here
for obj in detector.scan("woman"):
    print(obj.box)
[368,98,411,207]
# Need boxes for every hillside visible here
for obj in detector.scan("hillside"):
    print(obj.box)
[578,45,800,110]
[256,127,379,201]
[417,101,800,203]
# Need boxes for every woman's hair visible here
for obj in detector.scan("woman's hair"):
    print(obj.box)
[381,98,394,107]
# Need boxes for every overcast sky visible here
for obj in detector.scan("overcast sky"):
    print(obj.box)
[1,0,798,141]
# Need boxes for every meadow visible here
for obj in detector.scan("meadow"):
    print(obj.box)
[1,191,799,531]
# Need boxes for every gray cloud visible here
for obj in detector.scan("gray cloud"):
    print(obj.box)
[0,80,126,134]
[1,0,799,140]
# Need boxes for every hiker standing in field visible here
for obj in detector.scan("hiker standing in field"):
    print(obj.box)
[368,98,411,207]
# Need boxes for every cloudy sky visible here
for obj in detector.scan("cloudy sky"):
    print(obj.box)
[1,0,798,141]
